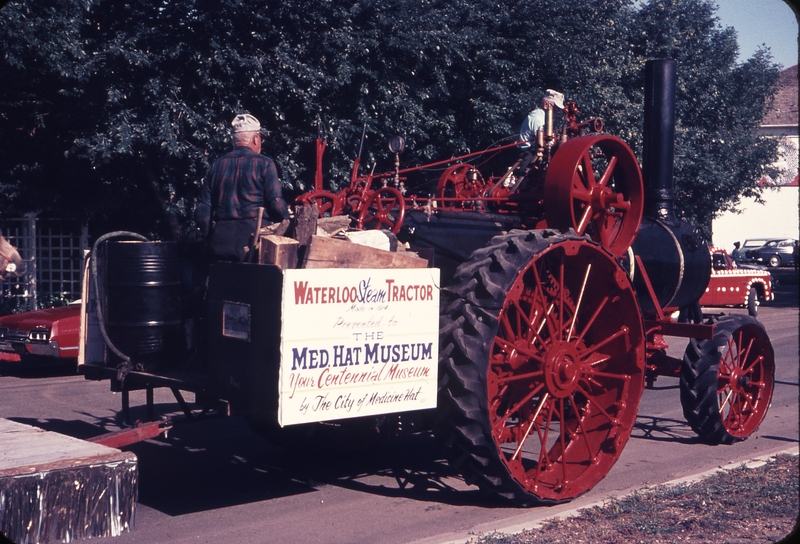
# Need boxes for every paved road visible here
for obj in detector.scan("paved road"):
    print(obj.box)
[1,285,797,544]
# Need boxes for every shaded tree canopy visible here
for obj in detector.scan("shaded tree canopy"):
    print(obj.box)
[0,0,782,238]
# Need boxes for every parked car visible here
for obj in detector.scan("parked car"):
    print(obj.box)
[699,247,773,317]
[743,238,797,267]
[0,302,81,362]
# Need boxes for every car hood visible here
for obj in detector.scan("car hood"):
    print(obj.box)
[0,306,81,330]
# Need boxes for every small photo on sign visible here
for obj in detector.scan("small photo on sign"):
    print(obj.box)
[222,301,250,341]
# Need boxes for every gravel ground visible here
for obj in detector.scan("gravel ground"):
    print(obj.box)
[472,453,799,544]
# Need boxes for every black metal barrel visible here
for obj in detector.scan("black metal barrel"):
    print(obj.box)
[104,240,182,365]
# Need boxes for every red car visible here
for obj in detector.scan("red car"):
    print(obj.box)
[699,248,773,317]
[0,302,81,361]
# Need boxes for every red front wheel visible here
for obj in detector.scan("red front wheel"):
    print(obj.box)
[680,314,774,444]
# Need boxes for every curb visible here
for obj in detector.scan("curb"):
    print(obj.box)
[417,444,799,544]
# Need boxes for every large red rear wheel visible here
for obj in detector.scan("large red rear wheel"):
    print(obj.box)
[436,230,645,504]
[680,314,774,444]
[544,135,643,257]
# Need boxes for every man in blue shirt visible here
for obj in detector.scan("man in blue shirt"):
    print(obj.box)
[730,241,742,266]
[197,113,291,261]
[519,89,565,149]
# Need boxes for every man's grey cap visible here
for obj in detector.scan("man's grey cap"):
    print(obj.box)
[231,113,265,134]
[543,89,565,109]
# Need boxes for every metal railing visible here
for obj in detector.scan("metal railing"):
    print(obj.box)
[0,215,88,313]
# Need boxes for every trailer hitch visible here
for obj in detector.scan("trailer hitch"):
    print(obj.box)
[86,418,172,449]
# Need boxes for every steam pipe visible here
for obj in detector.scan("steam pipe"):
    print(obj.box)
[642,59,677,219]
[632,59,710,311]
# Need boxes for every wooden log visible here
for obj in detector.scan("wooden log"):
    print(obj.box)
[316,215,352,236]
[303,235,429,269]
[294,205,318,248]
[294,205,319,265]
[0,419,137,542]
[259,234,300,270]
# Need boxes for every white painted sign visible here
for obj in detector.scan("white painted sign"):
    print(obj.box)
[278,267,440,426]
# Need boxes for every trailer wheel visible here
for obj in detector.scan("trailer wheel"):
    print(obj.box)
[680,314,774,444]
[435,230,645,505]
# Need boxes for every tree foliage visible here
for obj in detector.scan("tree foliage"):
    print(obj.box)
[0,0,782,239]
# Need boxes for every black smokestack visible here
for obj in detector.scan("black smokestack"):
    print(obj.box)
[642,59,677,219]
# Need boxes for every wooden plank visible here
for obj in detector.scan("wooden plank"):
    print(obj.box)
[259,234,300,270]
[0,419,137,541]
[303,235,429,269]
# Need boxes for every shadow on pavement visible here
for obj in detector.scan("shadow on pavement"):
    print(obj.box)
[7,411,504,515]
[632,414,701,444]
[0,358,78,378]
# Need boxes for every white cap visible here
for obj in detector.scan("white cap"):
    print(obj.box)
[543,89,565,109]
[231,113,262,133]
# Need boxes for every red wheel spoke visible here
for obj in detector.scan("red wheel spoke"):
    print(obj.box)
[497,370,545,385]
[596,155,617,188]
[568,395,596,458]
[573,296,609,345]
[494,336,546,366]
[579,151,596,189]
[512,392,550,461]
[584,369,632,382]
[572,189,591,202]
[575,384,619,426]
[492,383,545,432]
[500,306,523,344]
[533,402,556,476]
[737,337,757,372]
[578,327,630,360]
[558,399,568,485]
[525,308,548,347]
[532,271,560,341]
[576,204,593,236]
[567,264,592,341]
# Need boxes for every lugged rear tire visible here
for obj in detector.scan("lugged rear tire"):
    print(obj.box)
[434,229,645,505]
[680,314,775,444]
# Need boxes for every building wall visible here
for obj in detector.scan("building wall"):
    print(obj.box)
[711,185,799,249]
[712,65,798,251]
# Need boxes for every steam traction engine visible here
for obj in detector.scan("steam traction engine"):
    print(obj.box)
[78,60,775,509]
[294,59,776,504]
